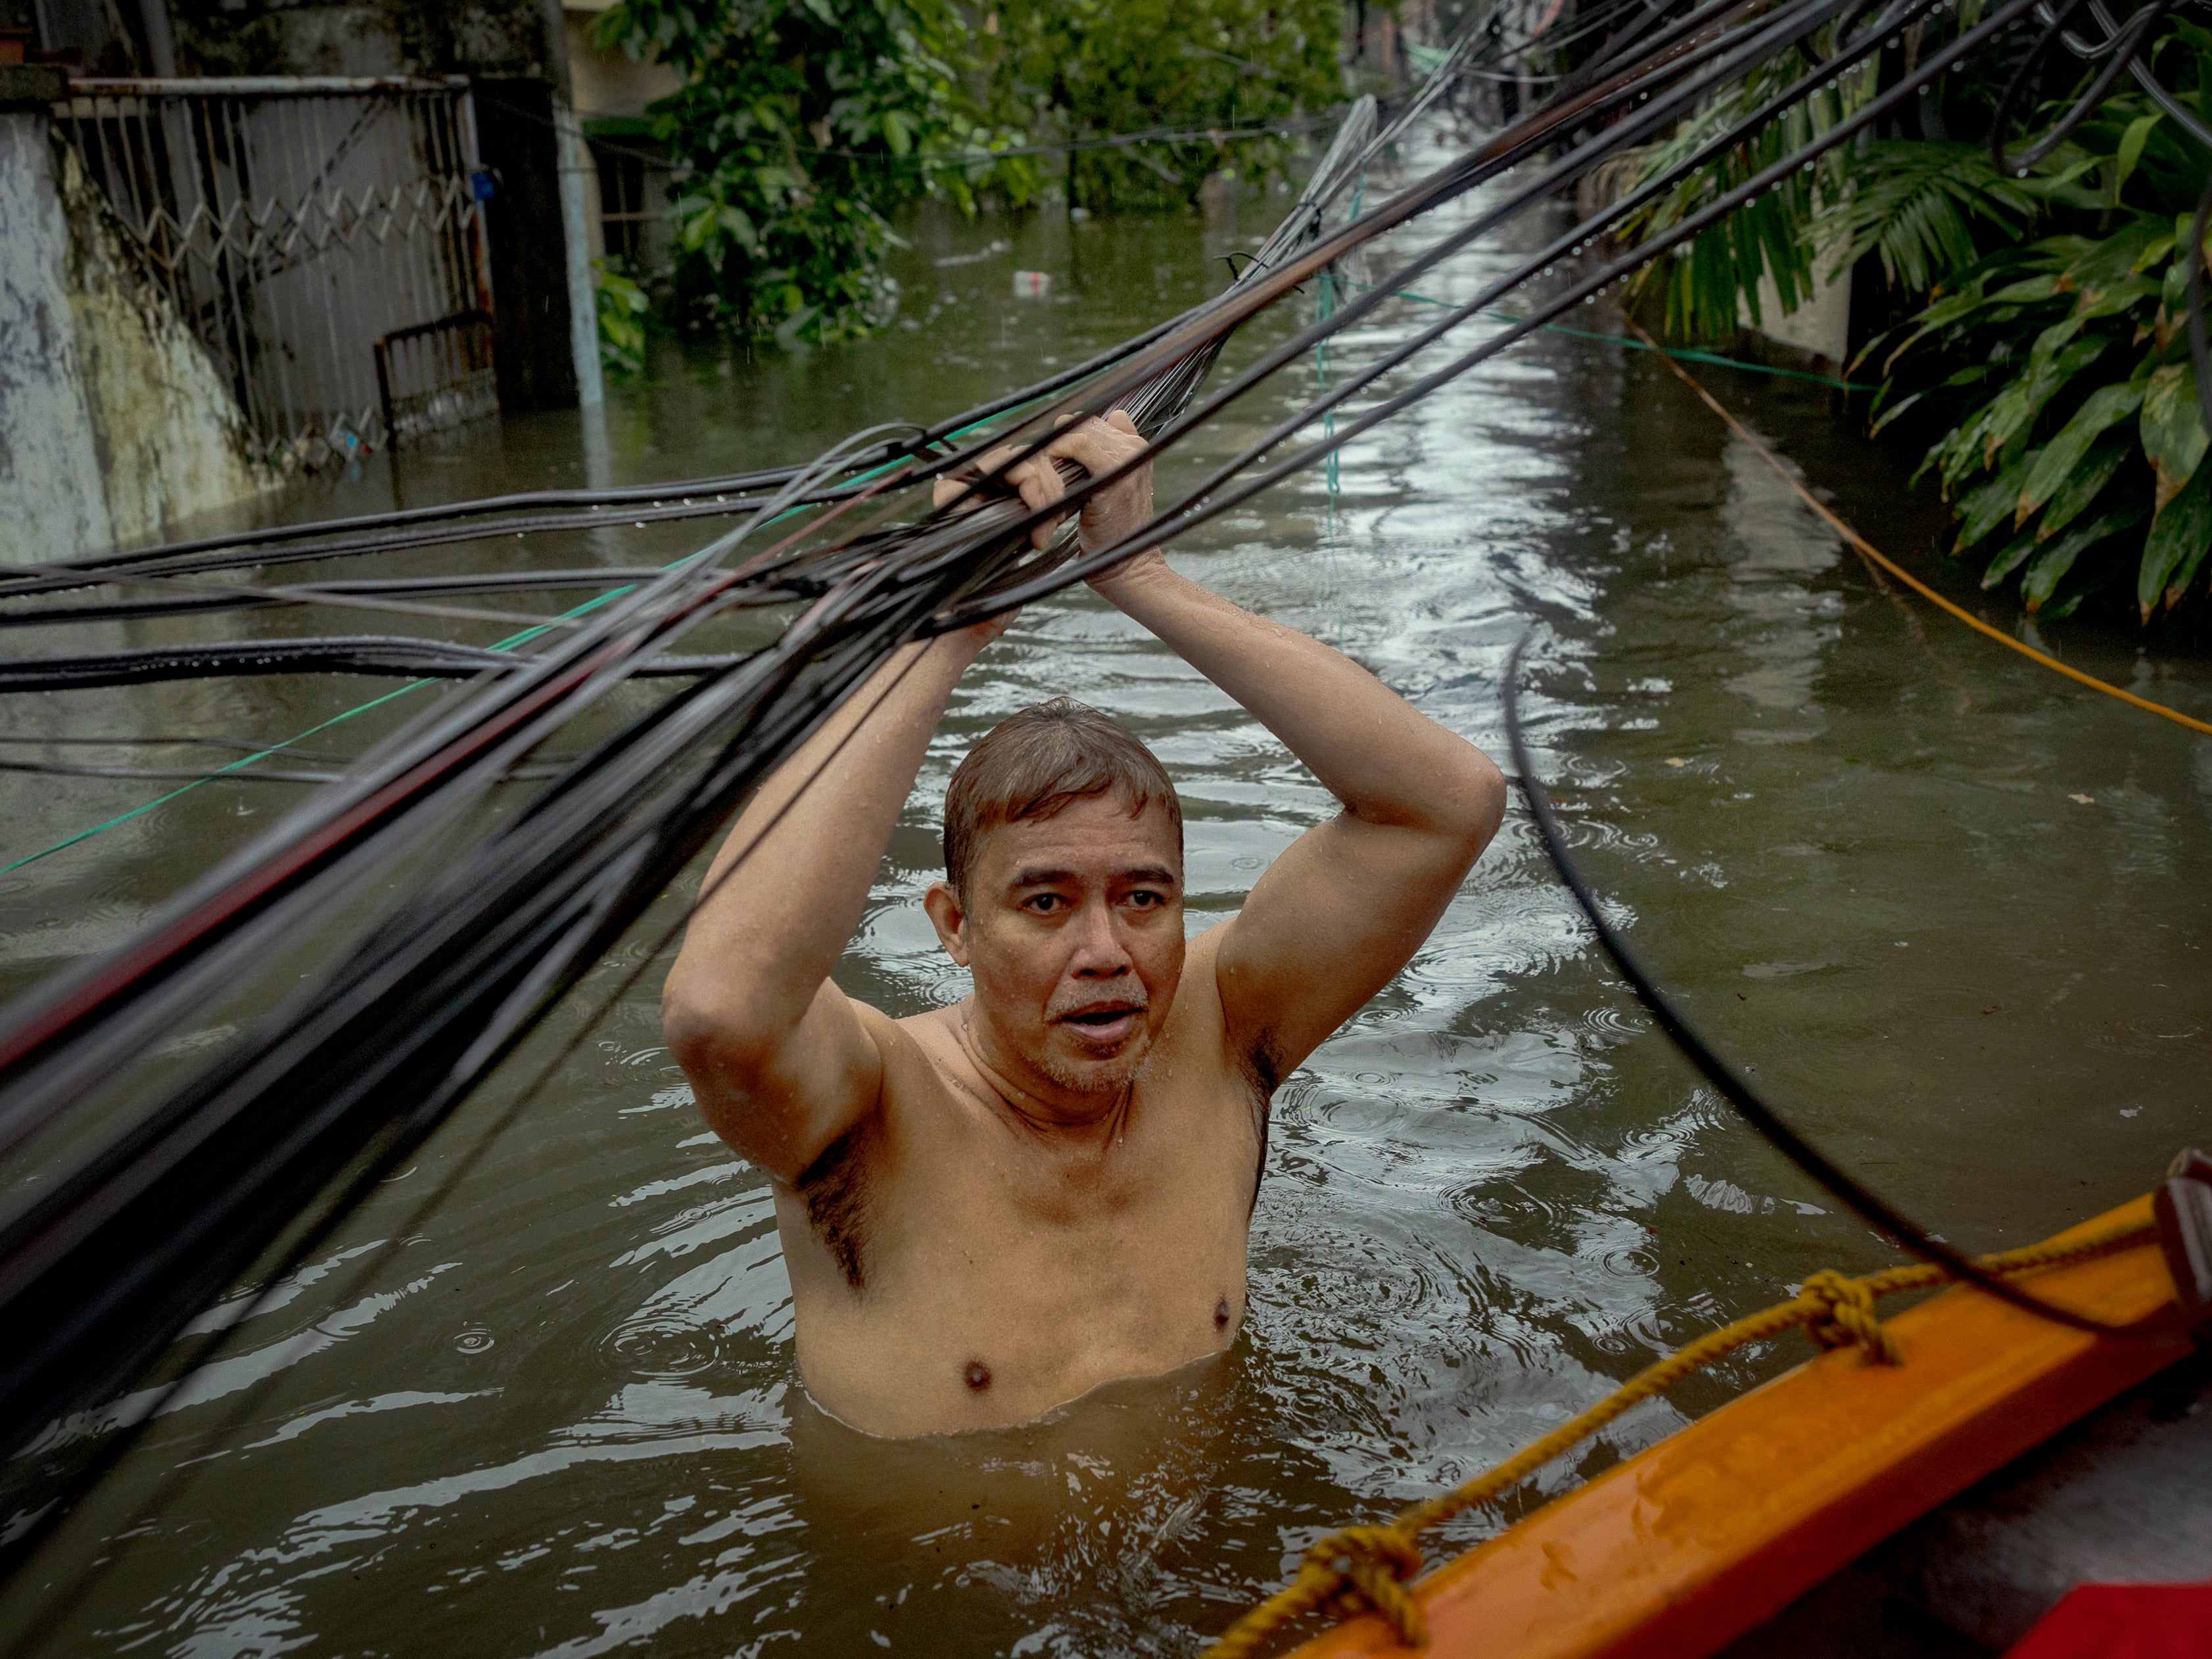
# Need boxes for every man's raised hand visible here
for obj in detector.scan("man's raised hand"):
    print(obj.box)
[931,409,1155,556]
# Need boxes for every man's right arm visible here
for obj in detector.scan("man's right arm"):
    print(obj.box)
[663,628,992,1181]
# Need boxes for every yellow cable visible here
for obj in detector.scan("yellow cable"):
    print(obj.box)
[1200,1216,2159,1659]
[1623,321,2212,737]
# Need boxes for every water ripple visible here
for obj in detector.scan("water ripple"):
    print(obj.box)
[601,1314,724,1382]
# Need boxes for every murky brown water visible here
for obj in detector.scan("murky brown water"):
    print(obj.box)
[3,126,2208,1656]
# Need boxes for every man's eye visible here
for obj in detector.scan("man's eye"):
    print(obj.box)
[1025,895,1062,912]
[1126,891,1164,908]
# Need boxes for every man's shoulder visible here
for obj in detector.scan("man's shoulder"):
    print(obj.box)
[872,1002,962,1085]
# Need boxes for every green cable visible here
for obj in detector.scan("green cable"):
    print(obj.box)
[0,592,624,878]
[9,284,1843,878]
[2,398,1047,876]
[0,686,425,877]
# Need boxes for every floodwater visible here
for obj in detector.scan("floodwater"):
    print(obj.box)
[3,124,2209,1657]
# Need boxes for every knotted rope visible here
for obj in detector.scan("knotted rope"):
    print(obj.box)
[1799,1268,1900,1363]
[1201,1217,2157,1659]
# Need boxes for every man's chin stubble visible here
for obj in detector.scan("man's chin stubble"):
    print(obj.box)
[1037,1035,1154,1094]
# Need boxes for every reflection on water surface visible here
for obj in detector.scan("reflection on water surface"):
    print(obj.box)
[3,128,2208,1656]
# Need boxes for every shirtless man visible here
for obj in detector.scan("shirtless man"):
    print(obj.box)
[663,412,1506,1437]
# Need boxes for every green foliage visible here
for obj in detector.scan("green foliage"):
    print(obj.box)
[983,0,1345,212]
[1617,50,1864,339]
[1871,200,2210,619]
[1632,10,2212,620]
[593,0,1033,345]
[595,261,651,374]
[1825,141,2038,294]
[1873,23,2212,620]
[592,0,1342,344]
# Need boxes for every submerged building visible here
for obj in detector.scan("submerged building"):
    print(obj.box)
[1,0,678,559]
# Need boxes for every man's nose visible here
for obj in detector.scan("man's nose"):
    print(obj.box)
[1068,900,1132,975]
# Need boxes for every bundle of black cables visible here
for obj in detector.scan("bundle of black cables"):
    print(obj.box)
[1,0,2204,1602]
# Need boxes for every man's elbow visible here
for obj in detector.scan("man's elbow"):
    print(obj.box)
[661,977,773,1092]
[1436,743,1508,863]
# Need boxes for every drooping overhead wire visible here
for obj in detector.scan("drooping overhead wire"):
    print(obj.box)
[1499,634,2197,1340]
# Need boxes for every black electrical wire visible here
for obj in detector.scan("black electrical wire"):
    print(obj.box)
[0,638,745,693]
[0,760,349,784]
[1499,635,2191,1340]
[1989,0,2177,175]
[0,734,349,760]
[2037,0,2212,149]
[0,570,691,628]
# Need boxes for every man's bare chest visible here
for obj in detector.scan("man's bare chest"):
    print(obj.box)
[773,1000,1267,1432]
[878,1060,1263,1285]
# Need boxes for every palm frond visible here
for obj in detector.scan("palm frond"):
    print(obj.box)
[1618,52,1864,340]
[1820,141,2038,293]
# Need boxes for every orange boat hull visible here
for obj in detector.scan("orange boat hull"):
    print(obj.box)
[1294,1197,2186,1659]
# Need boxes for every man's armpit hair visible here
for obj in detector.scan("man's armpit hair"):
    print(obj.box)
[1238,1053,1275,1218]
[797,1120,874,1290]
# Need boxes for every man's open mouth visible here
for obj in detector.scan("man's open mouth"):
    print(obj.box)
[1057,1003,1144,1038]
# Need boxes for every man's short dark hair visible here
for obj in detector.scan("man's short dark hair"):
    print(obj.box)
[943,699,1182,895]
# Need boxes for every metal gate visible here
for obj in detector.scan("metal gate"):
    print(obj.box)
[52,76,497,473]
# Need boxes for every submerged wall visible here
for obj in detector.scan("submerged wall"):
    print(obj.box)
[0,70,275,565]
[0,100,109,562]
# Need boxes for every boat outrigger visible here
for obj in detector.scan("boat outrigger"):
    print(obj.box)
[1208,1173,2208,1658]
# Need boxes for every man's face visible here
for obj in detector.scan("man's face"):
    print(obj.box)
[926,794,1185,1100]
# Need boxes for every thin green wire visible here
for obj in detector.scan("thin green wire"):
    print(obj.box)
[1,398,1043,876]
[8,283,1858,877]
[0,597,613,877]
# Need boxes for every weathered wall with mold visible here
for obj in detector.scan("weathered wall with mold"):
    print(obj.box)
[0,79,275,565]
[54,140,275,549]
[0,105,112,563]
[164,0,564,80]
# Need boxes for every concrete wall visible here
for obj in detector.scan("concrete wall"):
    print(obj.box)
[0,76,273,564]
[561,0,678,122]
[53,137,274,546]
[0,103,110,562]
[1747,241,1853,372]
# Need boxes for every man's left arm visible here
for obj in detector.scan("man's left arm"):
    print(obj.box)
[994,413,1507,1082]
[1100,552,1506,1079]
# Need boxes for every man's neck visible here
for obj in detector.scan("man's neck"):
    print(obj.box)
[953,1004,1133,1138]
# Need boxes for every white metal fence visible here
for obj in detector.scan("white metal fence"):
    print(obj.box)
[53,76,496,472]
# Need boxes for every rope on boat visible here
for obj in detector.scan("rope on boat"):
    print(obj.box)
[1629,320,2212,739]
[1201,1213,2161,1659]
